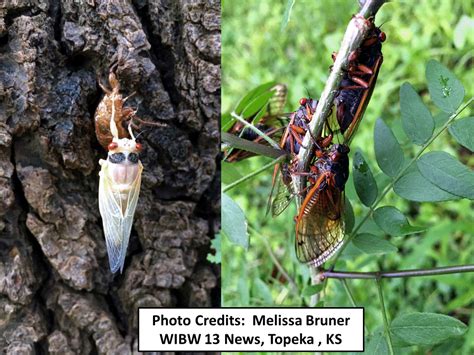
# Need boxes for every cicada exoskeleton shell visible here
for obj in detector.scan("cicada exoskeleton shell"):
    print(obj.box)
[95,70,134,149]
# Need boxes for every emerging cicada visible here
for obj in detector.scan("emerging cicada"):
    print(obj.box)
[99,118,142,273]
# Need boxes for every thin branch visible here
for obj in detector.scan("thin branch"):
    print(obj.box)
[230,112,281,150]
[321,264,474,279]
[310,266,321,306]
[340,279,357,306]
[223,155,286,192]
[376,279,394,355]
[222,132,286,160]
[293,0,387,205]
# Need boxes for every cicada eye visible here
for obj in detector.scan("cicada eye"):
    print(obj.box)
[108,142,118,151]
[379,31,386,42]
[299,98,307,106]
[128,152,139,164]
[135,143,142,151]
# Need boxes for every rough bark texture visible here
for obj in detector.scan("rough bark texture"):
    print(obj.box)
[0,0,220,353]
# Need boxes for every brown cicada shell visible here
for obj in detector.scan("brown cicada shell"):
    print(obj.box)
[94,70,135,149]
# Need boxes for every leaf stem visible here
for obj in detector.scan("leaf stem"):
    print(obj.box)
[322,264,474,279]
[340,279,357,307]
[341,279,370,335]
[230,112,281,150]
[223,155,286,192]
[252,226,300,297]
[376,279,394,355]
[222,132,286,159]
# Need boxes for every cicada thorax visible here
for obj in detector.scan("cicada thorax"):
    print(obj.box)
[334,18,385,142]
[294,143,350,265]
[95,71,135,149]
[107,140,141,204]
[280,97,318,155]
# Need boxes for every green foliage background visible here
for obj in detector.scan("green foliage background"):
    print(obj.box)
[222,0,473,353]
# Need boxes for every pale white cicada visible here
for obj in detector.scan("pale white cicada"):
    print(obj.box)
[98,116,143,273]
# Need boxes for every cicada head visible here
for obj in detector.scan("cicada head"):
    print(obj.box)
[107,137,142,165]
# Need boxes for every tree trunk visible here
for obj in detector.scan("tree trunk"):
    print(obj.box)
[0,0,220,353]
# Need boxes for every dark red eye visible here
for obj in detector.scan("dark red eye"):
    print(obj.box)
[299,98,307,106]
[379,32,386,42]
[135,143,142,151]
[108,142,118,151]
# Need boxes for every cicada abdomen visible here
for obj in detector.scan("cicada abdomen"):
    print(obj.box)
[98,119,143,273]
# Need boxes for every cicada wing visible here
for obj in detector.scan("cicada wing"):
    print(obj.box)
[266,164,294,217]
[295,183,345,266]
[271,176,294,216]
[99,161,143,273]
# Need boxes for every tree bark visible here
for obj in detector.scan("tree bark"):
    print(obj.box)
[0,0,220,353]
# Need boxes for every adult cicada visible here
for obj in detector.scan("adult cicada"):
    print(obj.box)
[294,144,349,265]
[98,118,143,273]
[333,17,385,143]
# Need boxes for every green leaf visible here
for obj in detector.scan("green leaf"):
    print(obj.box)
[373,206,426,237]
[366,332,389,355]
[449,117,474,152]
[453,15,474,49]
[353,151,378,206]
[237,277,249,306]
[222,193,249,248]
[426,60,465,113]
[374,118,404,177]
[280,0,295,32]
[352,233,397,254]
[400,83,434,145]
[253,278,273,304]
[221,112,234,132]
[234,81,276,115]
[207,234,221,264]
[251,102,270,124]
[391,312,467,346]
[302,284,323,297]
[315,300,325,307]
[394,165,461,202]
[417,151,474,199]
[340,241,363,259]
[344,197,354,234]
[434,111,451,128]
[241,90,276,119]
[222,162,244,185]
